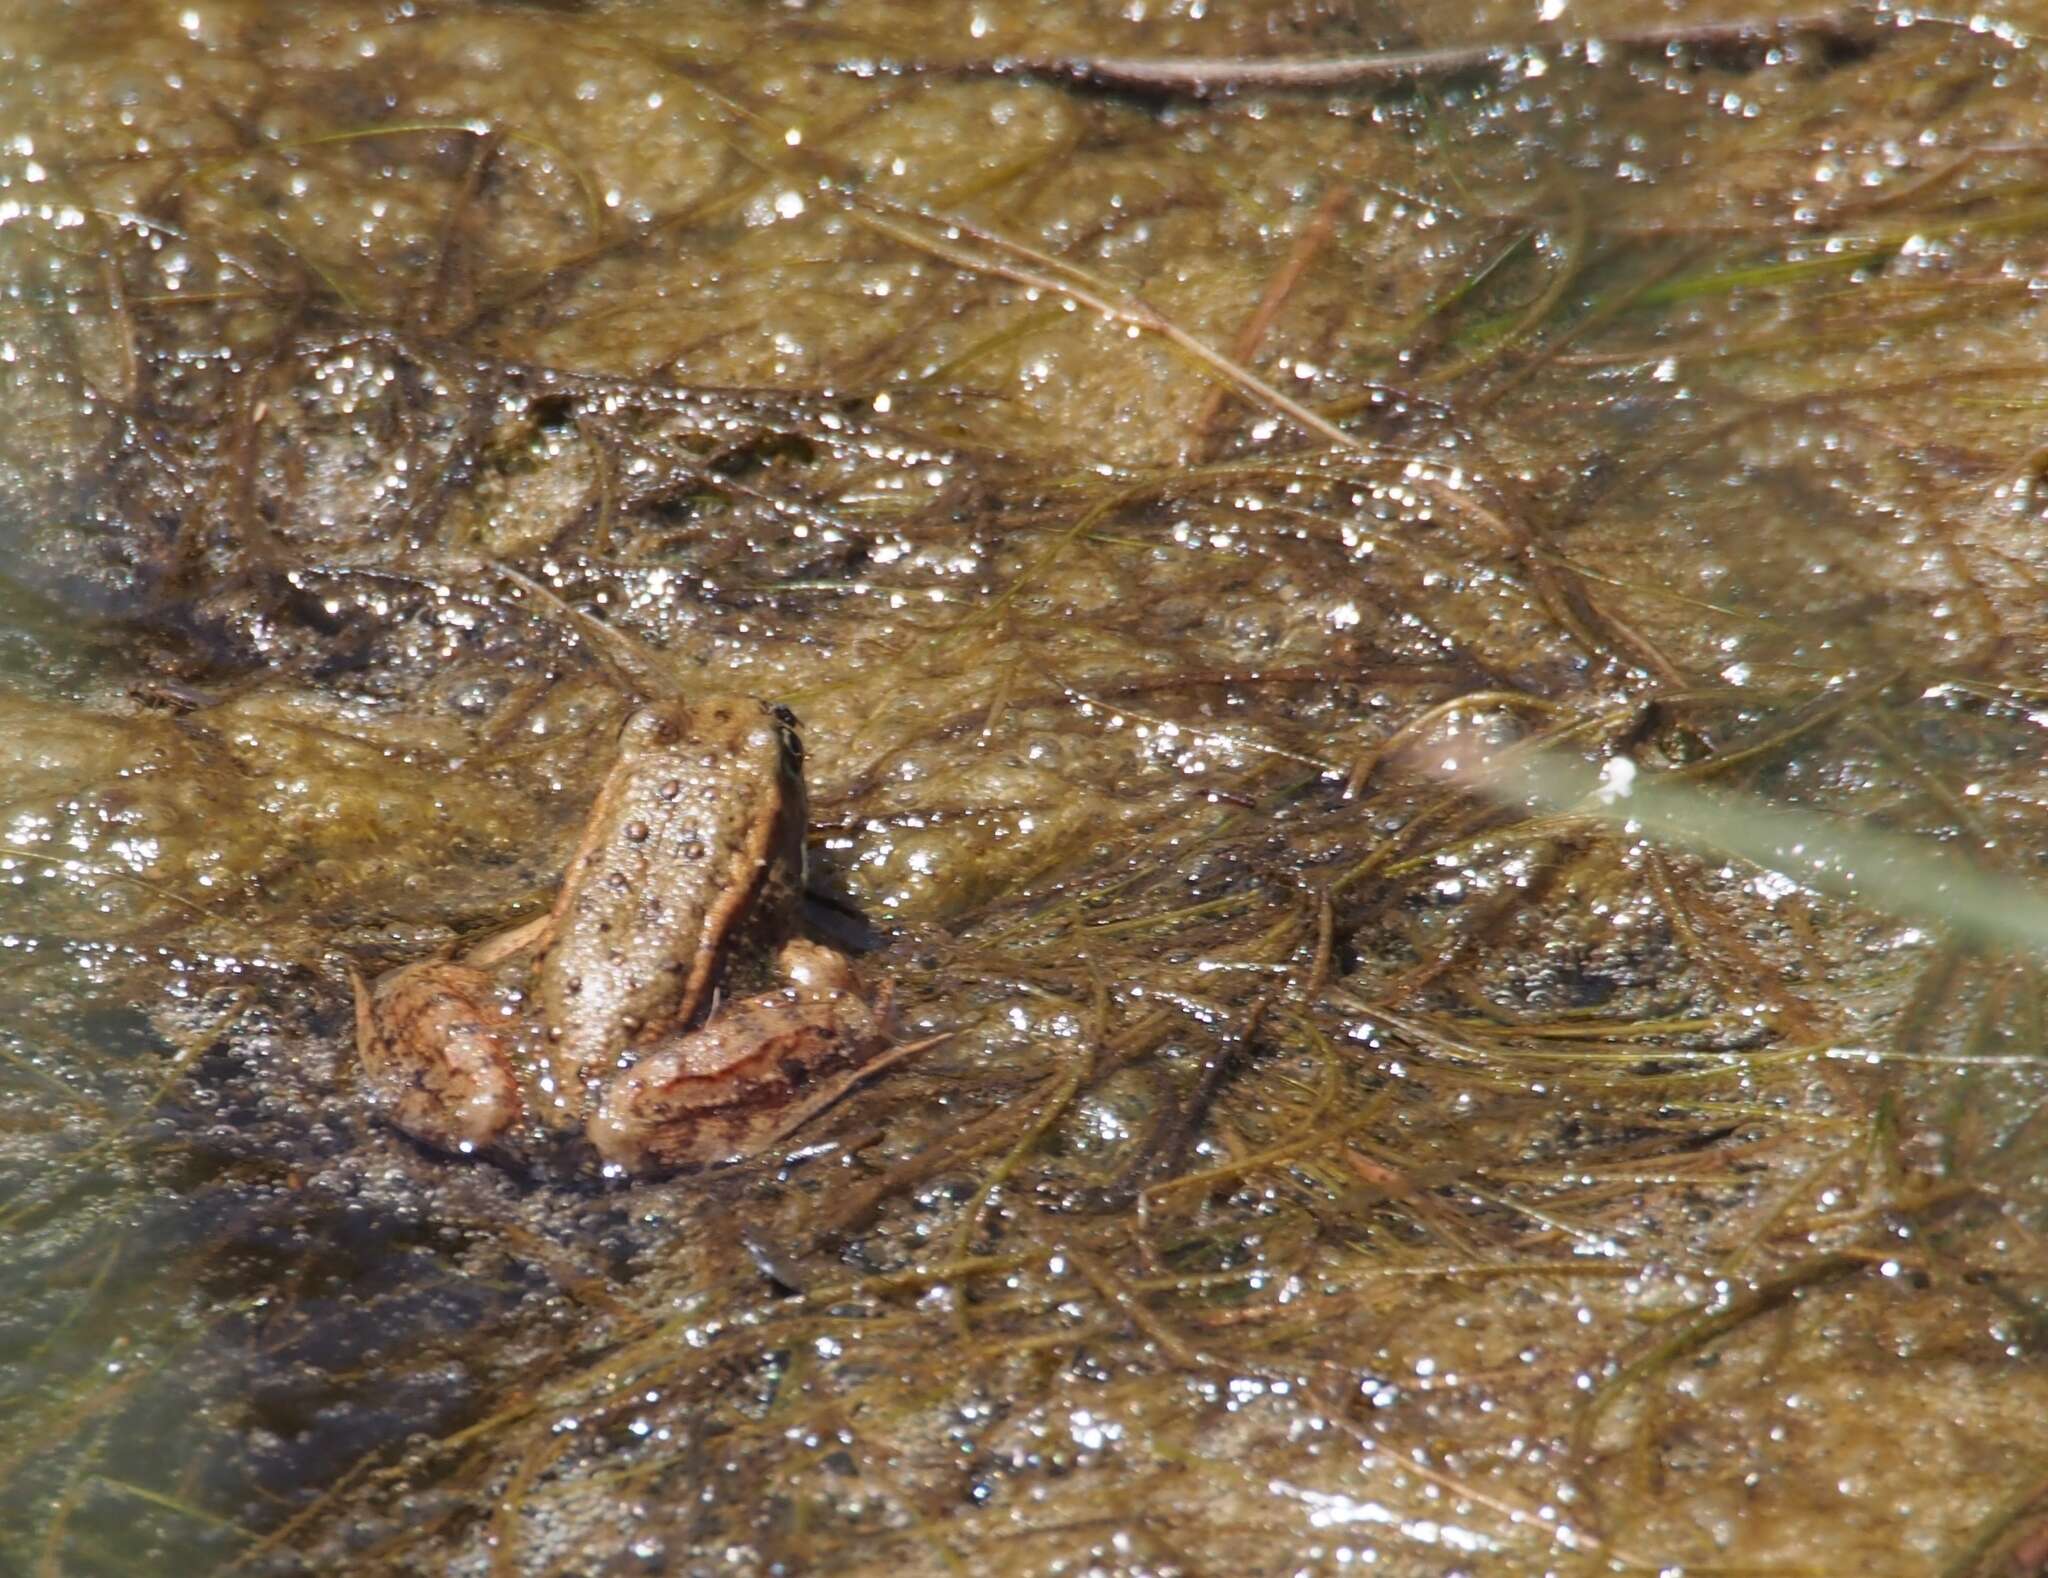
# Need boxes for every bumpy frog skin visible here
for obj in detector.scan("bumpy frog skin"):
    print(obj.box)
[352,693,899,1174]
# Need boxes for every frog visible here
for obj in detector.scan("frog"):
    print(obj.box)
[350,574,914,1175]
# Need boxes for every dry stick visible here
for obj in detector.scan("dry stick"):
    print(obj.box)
[1095,992,1274,1209]
[1306,889,1336,997]
[571,407,867,545]
[1642,847,1824,1041]
[210,316,297,583]
[1570,1249,1864,1533]
[952,973,1106,1271]
[1061,1245,1209,1369]
[417,128,503,337]
[1102,660,1472,697]
[1186,182,1351,459]
[1380,840,1580,1004]
[997,10,1870,98]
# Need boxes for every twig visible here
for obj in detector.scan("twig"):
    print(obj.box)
[1071,992,1276,1218]
[1187,183,1350,457]
[983,11,1870,99]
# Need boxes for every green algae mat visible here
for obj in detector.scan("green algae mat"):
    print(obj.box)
[4,2,2048,1573]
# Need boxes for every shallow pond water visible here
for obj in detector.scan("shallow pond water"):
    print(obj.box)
[4,2,2048,1574]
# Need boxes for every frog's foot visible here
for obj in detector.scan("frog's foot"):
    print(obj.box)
[587,940,905,1175]
[351,961,523,1156]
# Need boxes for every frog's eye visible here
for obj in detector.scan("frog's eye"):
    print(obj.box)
[623,706,674,744]
[771,704,804,768]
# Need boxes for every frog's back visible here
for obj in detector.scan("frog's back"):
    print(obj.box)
[538,697,805,1105]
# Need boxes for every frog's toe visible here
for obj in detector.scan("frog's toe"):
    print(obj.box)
[775,937,858,995]
[391,1042,521,1155]
[359,966,523,1156]
[585,1052,734,1175]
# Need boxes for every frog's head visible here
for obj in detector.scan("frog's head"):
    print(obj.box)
[631,696,808,802]
[617,703,683,748]
[770,702,804,777]
[761,700,811,888]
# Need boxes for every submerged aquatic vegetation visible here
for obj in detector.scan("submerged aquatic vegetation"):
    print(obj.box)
[3,1,2048,1574]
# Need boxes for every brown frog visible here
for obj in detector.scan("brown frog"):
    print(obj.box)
[351,579,909,1174]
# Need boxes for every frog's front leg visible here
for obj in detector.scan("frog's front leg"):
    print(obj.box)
[587,940,896,1175]
[352,960,524,1155]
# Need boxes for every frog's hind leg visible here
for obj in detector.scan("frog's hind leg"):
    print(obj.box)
[351,961,523,1157]
[586,965,917,1175]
